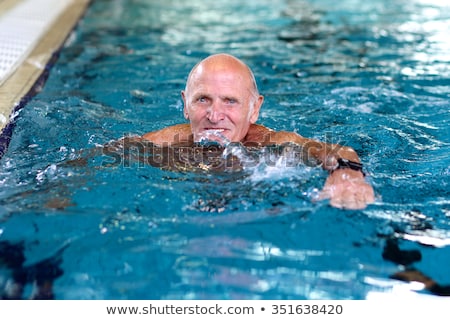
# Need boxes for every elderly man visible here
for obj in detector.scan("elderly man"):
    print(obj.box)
[142,53,375,210]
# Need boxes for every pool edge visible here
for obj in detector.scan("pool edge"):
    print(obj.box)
[0,0,92,158]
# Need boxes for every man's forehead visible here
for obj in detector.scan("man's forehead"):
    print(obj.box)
[188,74,252,96]
[189,65,248,87]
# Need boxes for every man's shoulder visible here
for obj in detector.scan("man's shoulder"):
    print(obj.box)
[243,124,273,144]
[245,124,306,145]
[247,124,273,135]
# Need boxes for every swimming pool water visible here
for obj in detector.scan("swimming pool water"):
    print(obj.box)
[0,0,449,299]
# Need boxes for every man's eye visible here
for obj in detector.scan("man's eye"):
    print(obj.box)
[197,97,208,103]
[225,98,237,104]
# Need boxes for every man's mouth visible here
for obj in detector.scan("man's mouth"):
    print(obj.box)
[201,128,230,136]
[196,128,230,145]
[203,128,226,132]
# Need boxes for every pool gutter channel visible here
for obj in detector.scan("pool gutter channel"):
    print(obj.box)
[0,0,92,159]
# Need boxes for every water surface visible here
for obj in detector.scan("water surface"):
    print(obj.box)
[0,0,449,299]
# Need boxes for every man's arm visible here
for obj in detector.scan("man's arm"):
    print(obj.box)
[265,129,375,210]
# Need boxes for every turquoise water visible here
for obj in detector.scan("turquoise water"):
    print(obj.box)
[0,0,449,299]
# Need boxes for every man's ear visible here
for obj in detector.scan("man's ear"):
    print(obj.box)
[181,91,189,119]
[249,95,264,123]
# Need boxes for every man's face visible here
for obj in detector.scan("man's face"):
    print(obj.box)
[182,62,262,144]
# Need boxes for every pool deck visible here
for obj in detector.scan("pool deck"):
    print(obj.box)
[0,0,91,155]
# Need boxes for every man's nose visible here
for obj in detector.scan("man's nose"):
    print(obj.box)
[207,102,224,123]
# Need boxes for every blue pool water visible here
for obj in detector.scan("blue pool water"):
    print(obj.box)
[0,0,449,299]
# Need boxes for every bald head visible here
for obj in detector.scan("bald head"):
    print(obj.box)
[185,53,259,98]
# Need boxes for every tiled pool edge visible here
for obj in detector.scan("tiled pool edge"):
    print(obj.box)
[0,0,92,158]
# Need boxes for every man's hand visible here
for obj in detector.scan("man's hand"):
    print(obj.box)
[318,168,375,210]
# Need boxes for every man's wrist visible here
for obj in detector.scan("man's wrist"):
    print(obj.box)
[331,158,366,176]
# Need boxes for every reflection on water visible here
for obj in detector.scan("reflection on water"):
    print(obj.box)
[0,0,449,299]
